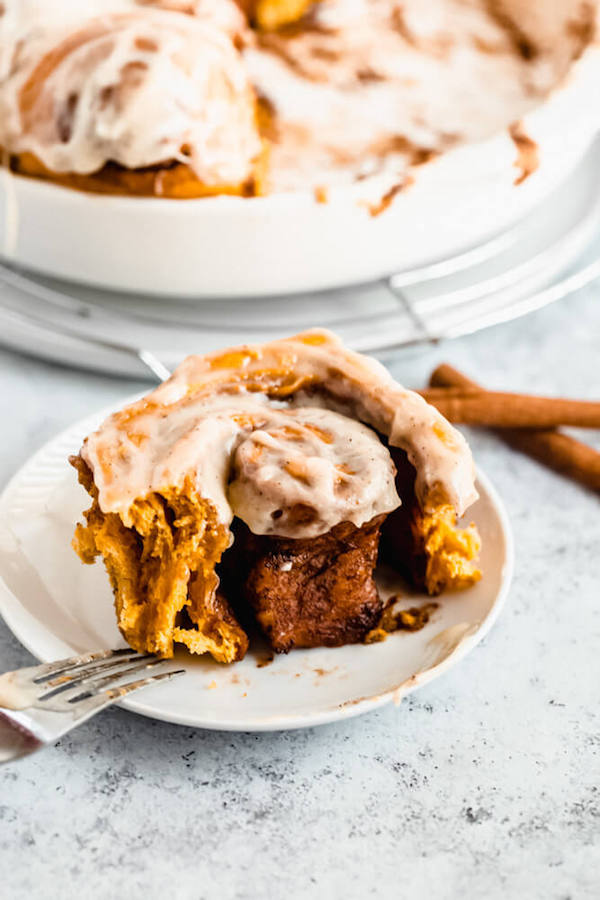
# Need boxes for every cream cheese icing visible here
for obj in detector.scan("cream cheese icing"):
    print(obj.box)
[82,392,403,539]
[79,331,478,542]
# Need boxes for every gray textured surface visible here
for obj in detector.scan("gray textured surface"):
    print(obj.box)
[0,287,599,899]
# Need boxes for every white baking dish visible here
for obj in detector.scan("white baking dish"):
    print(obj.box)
[1,50,598,299]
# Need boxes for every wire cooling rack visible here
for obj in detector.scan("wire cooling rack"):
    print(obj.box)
[1,139,599,382]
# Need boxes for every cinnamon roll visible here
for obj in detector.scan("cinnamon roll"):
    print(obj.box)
[0,4,266,197]
[71,331,481,662]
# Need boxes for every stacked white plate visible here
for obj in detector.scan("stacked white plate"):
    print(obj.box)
[0,49,599,377]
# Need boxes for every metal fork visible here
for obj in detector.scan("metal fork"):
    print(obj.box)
[0,648,184,763]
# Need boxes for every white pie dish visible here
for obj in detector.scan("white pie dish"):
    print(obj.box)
[0,397,513,731]
[0,49,598,299]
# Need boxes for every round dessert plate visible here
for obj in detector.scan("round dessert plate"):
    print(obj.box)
[0,402,513,731]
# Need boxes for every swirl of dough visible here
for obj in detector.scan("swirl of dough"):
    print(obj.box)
[0,6,261,186]
[229,406,400,538]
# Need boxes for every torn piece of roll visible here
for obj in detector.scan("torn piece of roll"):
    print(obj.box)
[71,330,481,662]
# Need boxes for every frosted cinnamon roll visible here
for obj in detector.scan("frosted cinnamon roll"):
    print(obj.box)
[0,5,266,197]
[71,331,481,662]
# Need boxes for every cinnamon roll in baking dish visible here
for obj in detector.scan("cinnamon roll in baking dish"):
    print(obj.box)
[71,331,481,662]
[1,4,266,197]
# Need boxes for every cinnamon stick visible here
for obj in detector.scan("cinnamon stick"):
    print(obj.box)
[429,364,600,493]
[419,387,600,429]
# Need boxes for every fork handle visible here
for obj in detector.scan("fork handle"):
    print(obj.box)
[0,712,43,763]
[0,666,184,764]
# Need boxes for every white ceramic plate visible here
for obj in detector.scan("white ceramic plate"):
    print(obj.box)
[0,402,513,731]
[0,50,598,298]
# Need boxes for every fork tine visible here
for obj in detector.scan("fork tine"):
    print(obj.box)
[101,668,186,703]
[67,666,185,715]
[31,648,135,683]
[39,658,164,703]
[42,653,152,690]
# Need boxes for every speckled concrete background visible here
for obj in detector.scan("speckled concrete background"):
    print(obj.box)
[0,287,598,899]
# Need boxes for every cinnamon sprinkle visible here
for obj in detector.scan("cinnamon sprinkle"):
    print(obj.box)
[391,6,454,59]
[483,0,538,60]
[366,176,413,217]
[364,598,439,643]
[256,652,274,668]
[566,3,597,60]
